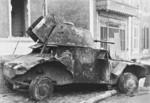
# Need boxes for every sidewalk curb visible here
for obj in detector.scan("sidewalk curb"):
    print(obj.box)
[80,90,117,103]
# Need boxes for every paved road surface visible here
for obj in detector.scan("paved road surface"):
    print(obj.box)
[0,84,108,103]
[100,88,150,103]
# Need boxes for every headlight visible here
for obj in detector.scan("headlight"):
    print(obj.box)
[13,65,26,75]
[13,65,22,70]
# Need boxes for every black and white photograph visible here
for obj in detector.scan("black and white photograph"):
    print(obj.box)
[0,0,150,103]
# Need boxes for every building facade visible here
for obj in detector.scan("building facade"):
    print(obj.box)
[0,0,45,55]
[0,0,46,38]
[0,0,150,60]
[90,0,150,60]
[131,0,150,59]
[0,0,90,55]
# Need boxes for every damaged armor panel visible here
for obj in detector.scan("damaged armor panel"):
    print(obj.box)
[26,16,57,43]
[48,24,97,48]
[27,16,97,48]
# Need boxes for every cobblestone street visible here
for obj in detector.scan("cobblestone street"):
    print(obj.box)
[0,85,149,103]
[0,84,108,103]
[100,87,150,103]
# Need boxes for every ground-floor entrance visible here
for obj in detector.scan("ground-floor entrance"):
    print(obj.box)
[99,12,128,59]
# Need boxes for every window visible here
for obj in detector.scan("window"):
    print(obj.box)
[100,27,107,49]
[11,0,28,37]
[120,29,125,51]
[123,0,130,5]
[133,26,139,49]
[122,0,133,6]
[132,0,138,8]
[109,28,119,38]
[143,27,149,49]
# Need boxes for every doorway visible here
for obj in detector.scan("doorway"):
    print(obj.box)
[11,0,27,37]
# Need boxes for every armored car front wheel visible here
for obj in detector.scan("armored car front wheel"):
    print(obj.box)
[118,72,138,95]
[29,76,54,101]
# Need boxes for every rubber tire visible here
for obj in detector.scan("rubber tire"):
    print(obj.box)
[118,72,138,94]
[29,76,54,101]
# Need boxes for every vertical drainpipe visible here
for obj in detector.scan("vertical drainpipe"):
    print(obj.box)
[97,9,100,49]
[27,0,31,27]
[90,0,100,49]
[107,17,109,51]
[89,0,94,38]
[43,0,48,16]
[128,16,132,60]
[8,0,12,38]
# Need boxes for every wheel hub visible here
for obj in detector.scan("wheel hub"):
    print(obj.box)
[126,79,136,88]
[38,84,49,97]
[29,76,54,101]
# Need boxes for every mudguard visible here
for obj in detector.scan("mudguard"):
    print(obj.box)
[110,60,148,79]
[3,53,74,79]
[111,62,127,76]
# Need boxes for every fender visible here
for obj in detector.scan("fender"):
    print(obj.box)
[4,54,50,78]
[111,62,127,76]
[110,61,148,79]
[4,53,74,79]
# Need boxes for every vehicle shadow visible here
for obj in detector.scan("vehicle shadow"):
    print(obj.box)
[53,83,109,96]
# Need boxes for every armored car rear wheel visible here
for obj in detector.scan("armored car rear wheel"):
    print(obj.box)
[118,72,138,95]
[29,76,54,101]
